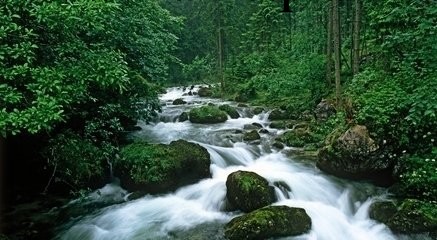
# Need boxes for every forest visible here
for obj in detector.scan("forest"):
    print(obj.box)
[0,0,436,239]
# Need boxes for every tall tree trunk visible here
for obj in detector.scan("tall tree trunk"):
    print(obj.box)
[332,0,341,106]
[326,1,333,85]
[352,0,361,75]
[218,23,224,95]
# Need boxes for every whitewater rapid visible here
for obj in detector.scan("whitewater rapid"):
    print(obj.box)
[57,86,397,240]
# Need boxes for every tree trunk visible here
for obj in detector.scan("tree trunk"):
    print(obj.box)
[326,1,333,85]
[352,0,361,75]
[332,0,341,107]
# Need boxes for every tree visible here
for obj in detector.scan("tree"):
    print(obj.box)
[352,0,361,75]
[332,0,341,106]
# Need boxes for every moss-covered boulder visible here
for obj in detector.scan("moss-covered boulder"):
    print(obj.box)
[269,120,297,129]
[243,130,261,141]
[198,87,212,97]
[224,205,311,240]
[252,107,264,115]
[226,171,276,212]
[268,109,288,120]
[317,125,394,184]
[116,140,211,193]
[173,98,187,105]
[370,199,437,233]
[189,106,228,124]
[277,128,318,148]
[219,104,240,119]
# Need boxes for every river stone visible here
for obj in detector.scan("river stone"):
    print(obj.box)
[226,170,276,212]
[189,106,227,124]
[258,128,269,134]
[219,104,240,119]
[317,125,394,183]
[224,205,311,240]
[243,130,260,141]
[179,112,188,122]
[370,199,437,233]
[268,109,288,120]
[198,87,212,97]
[173,98,187,105]
[252,106,264,115]
[116,140,211,193]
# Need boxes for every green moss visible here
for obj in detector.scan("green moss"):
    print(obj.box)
[278,128,320,148]
[243,130,260,141]
[370,199,437,233]
[218,104,240,119]
[116,140,211,193]
[224,206,311,240]
[189,106,228,124]
[226,171,276,212]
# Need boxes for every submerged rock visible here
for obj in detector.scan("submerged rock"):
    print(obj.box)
[317,125,394,183]
[224,205,311,240]
[116,140,211,193]
[243,130,261,141]
[219,104,240,119]
[179,112,189,122]
[189,106,228,124]
[370,199,437,234]
[173,98,187,105]
[226,171,276,212]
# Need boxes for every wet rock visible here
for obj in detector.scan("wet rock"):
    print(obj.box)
[198,87,212,97]
[252,122,263,128]
[179,112,189,122]
[237,103,249,107]
[224,205,311,240]
[268,109,288,120]
[316,125,394,183]
[219,104,240,119]
[173,98,187,105]
[314,99,336,121]
[188,91,193,96]
[272,141,284,149]
[243,130,260,141]
[226,171,276,212]
[370,199,437,234]
[115,140,211,193]
[252,107,264,115]
[258,128,269,134]
[234,129,243,134]
[189,106,227,124]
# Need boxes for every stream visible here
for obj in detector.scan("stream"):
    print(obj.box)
[56,86,400,240]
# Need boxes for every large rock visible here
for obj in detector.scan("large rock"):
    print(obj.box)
[243,130,261,142]
[316,125,394,183]
[268,109,288,120]
[198,87,212,97]
[226,171,276,212]
[370,199,437,234]
[116,140,211,193]
[173,98,187,105]
[189,106,228,124]
[314,99,336,121]
[224,205,312,240]
[219,104,240,119]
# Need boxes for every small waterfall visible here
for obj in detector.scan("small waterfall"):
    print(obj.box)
[57,86,400,240]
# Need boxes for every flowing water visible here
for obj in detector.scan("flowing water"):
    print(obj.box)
[56,86,400,240]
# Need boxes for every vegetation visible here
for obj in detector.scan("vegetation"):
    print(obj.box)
[116,140,211,193]
[1,0,436,236]
[189,105,228,124]
[224,206,311,240]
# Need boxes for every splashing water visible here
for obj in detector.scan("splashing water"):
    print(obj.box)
[57,86,398,240]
